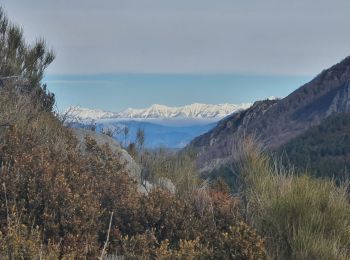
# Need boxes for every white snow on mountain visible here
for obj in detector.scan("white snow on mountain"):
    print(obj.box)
[66,106,117,120]
[67,103,252,120]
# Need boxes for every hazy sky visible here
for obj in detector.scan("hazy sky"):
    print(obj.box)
[45,74,311,111]
[2,1,350,111]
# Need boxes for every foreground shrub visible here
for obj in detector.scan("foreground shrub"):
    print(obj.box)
[139,149,201,197]
[120,234,211,259]
[118,219,266,260]
[0,86,266,258]
[0,6,266,258]
[0,87,133,257]
[237,137,350,260]
[0,217,61,259]
[114,187,266,259]
[211,223,266,260]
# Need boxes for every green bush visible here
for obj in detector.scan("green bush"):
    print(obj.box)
[140,149,201,197]
[237,137,350,260]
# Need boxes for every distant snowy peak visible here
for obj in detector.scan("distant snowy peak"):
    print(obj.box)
[67,103,252,120]
[118,103,252,119]
[67,106,117,120]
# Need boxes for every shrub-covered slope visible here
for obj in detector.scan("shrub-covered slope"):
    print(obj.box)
[0,7,266,258]
[0,80,266,259]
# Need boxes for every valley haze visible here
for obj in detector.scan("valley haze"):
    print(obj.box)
[68,103,251,148]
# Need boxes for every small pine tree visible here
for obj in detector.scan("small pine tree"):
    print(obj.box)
[123,126,129,147]
[136,128,145,151]
[0,7,55,111]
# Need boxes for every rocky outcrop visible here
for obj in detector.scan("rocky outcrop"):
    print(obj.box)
[72,128,176,194]
[72,128,142,181]
[189,56,350,173]
[155,177,176,194]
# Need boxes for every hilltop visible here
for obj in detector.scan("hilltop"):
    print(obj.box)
[189,56,350,173]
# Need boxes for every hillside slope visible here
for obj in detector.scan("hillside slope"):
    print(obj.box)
[279,113,350,179]
[190,56,350,173]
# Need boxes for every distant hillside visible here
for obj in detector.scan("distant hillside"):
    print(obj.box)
[279,113,350,179]
[67,103,252,149]
[189,56,350,174]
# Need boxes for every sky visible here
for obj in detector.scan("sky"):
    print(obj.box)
[2,1,350,111]
[45,74,311,111]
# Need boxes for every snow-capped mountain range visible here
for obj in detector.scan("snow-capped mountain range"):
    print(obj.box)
[67,103,252,121]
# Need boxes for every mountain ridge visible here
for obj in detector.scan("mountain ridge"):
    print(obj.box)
[189,56,350,173]
[67,103,252,120]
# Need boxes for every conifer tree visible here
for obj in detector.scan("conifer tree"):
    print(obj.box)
[0,7,55,111]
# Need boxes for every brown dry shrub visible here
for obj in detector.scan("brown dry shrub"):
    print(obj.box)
[0,87,266,259]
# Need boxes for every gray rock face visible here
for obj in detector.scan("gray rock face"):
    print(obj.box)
[72,129,176,194]
[72,128,142,181]
[137,181,154,194]
[189,56,350,173]
[155,177,176,194]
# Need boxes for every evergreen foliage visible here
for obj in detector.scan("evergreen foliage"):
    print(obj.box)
[0,7,55,111]
[280,113,350,179]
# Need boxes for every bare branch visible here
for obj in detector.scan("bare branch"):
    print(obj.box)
[100,211,114,260]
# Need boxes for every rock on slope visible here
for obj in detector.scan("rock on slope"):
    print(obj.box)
[72,129,176,194]
[72,128,141,180]
[189,56,350,173]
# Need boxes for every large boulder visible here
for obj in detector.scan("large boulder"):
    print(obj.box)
[72,128,142,181]
[72,128,176,194]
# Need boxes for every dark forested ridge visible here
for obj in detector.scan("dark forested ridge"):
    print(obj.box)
[279,113,350,179]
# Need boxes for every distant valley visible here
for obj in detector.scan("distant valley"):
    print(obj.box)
[67,103,251,148]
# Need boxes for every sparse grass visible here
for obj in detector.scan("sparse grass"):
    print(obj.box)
[236,136,350,260]
[140,149,201,197]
